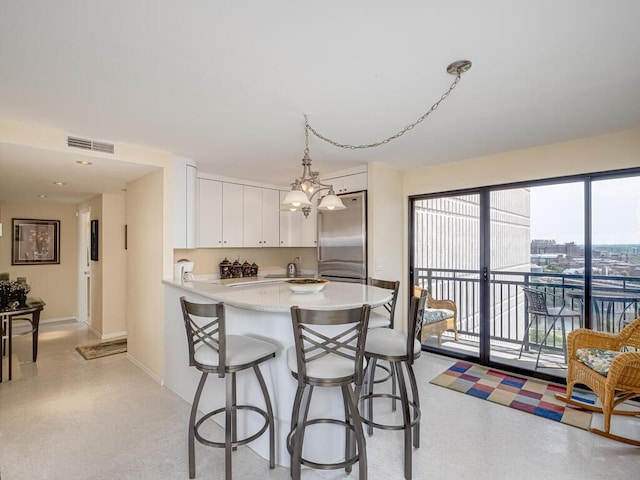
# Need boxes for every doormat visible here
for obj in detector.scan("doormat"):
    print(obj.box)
[430,361,594,430]
[76,338,127,360]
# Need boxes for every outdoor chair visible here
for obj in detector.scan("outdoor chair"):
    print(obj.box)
[413,286,458,347]
[519,286,582,369]
[556,316,640,445]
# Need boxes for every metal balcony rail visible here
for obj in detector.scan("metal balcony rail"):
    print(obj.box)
[415,268,640,355]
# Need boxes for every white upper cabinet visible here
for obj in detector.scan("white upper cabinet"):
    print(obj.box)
[279,191,317,247]
[323,172,367,194]
[261,188,280,247]
[173,157,197,249]
[197,178,223,247]
[243,186,280,247]
[222,182,244,247]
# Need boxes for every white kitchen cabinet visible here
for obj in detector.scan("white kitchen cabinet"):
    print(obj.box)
[323,172,367,194]
[173,157,197,248]
[279,191,317,247]
[261,188,280,247]
[222,182,244,247]
[197,178,223,247]
[243,186,280,247]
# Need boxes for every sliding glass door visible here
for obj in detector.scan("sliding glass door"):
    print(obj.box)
[590,176,640,334]
[412,193,480,359]
[410,168,640,381]
[489,183,584,374]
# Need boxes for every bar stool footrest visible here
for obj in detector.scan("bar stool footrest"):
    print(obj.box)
[287,418,362,470]
[359,393,421,431]
[194,404,270,449]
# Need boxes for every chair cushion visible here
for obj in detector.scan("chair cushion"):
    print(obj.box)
[368,311,391,329]
[365,328,421,357]
[576,348,621,376]
[422,308,454,325]
[287,346,357,380]
[194,335,277,368]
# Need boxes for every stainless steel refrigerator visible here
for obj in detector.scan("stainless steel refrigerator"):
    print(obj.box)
[317,191,367,283]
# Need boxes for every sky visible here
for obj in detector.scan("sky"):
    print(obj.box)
[530,177,640,245]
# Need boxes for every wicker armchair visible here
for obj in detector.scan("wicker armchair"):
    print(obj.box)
[557,317,640,445]
[413,286,458,347]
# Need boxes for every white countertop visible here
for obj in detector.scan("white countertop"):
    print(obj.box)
[163,277,392,313]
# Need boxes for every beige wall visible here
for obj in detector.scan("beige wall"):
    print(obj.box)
[126,169,165,380]
[405,128,640,196]
[367,162,406,324]
[0,201,78,320]
[101,192,128,337]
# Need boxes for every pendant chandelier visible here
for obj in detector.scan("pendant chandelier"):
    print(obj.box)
[281,60,472,218]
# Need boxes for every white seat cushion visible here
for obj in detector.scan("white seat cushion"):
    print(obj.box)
[287,346,357,380]
[368,311,391,329]
[194,335,277,368]
[365,328,421,357]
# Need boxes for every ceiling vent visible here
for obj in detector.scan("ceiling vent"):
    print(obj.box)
[67,136,115,154]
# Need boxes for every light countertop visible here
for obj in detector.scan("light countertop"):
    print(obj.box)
[163,277,392,313]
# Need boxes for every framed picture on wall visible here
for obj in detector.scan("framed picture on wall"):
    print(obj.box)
[91,219,99,261]
[12,218,61,265]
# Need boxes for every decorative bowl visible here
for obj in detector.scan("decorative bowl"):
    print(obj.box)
[285,278,329,294]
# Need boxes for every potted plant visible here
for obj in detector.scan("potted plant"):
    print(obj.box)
[9,280,31,307]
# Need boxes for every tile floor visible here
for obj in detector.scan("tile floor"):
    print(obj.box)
[1,320,638,479]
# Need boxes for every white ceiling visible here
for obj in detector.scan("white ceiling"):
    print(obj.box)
[1,1,639,203]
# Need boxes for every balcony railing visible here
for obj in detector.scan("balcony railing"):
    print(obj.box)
[415,268,640,358]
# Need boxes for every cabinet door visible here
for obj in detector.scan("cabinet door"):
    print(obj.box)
[185,165,197,248]
[279,190,299,247]
[261,188,280,247]
[243,186,263,247]
[299,200,318,247]
[173,159,197,248]
[279,191,317,247]
[197,178,223,247]
[222,183,244,247]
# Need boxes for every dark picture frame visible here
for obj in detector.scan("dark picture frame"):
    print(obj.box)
[90,219,99,261]
[12,218,61,265]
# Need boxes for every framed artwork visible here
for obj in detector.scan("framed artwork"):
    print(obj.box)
[12,218,60,265]
[91,219,99,261]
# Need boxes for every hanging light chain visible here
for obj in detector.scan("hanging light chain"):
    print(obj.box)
[305,64,467,150]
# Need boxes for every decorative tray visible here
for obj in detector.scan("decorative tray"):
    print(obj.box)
[285,278,329,294]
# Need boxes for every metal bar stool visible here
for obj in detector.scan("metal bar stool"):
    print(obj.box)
[180,297,277,480]
[360,292,426,480]
[366,278,401,409]
[287,304,371,480]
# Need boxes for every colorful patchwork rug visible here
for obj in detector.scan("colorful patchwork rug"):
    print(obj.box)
[430,361,594,430]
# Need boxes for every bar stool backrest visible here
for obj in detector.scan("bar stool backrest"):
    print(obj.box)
[408,292,428,364]
[367,278,400,328]
[180,296,226,377]
[290,305,371,387]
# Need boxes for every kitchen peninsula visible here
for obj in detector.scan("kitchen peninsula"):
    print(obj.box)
[163,277,393,466]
